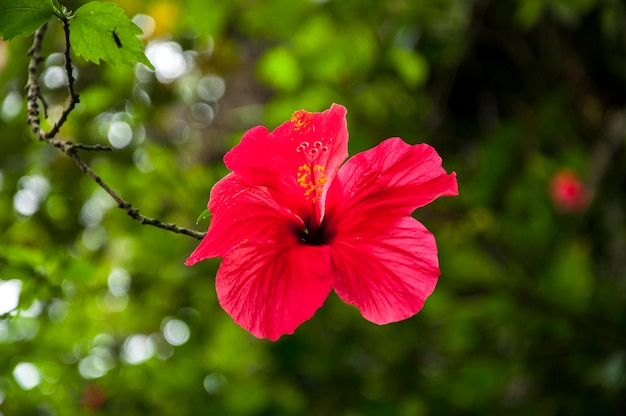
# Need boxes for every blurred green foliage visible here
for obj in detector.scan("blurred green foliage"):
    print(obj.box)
[1,0,625,415]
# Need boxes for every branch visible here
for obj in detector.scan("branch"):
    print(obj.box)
[45,17,80,140]
[0,308,18,320]
[62,143,205,239]
[26,25,47,137]
[26,22,205,241]
[56,141,114,152]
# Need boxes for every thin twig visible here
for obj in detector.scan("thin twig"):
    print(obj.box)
[44,17,79,140]
[0,308,18,320]
[26,25,47,137]
[62,144,205,239]
[47,139,113,152]
[25,21,205,241]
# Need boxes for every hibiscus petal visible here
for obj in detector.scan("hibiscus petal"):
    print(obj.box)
[185,173,303,265]
[224,104,349,221]
[216,242,334,341]
[326,138,458,225]
[331,217,439,324]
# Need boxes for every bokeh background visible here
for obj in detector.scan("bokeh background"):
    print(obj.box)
[1,0,625,414]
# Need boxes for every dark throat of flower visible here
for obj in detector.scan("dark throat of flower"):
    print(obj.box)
[297,218,333,246]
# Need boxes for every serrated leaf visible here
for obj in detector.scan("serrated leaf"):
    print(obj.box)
[0,0,55,40]
[70,1,154,69]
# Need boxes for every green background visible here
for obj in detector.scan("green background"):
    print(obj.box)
[1,0,625,414]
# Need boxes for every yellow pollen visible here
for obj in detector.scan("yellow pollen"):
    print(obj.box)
[297,164,327,202]
[291,110,314,133]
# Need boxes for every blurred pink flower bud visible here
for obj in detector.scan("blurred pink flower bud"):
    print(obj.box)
[550,169,588,213]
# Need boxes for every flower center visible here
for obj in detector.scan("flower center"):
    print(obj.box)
[297,219,333,246]
[295,143,330,236]
[290,110,335,235]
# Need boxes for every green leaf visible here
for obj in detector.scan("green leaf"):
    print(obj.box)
[0,0,55,40]
[70,1,154,69]
[195,209,210,224]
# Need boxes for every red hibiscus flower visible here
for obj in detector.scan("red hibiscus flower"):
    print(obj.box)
[186,104,458,340]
